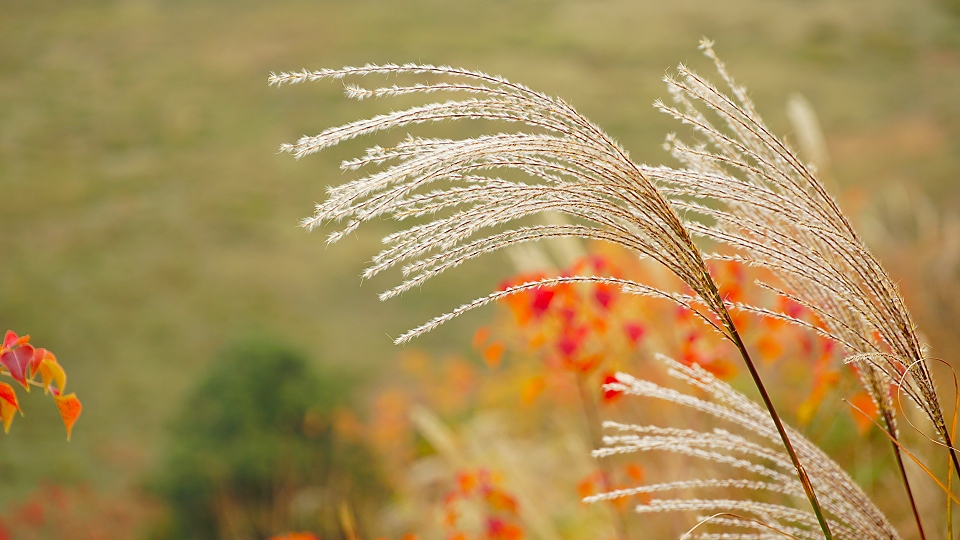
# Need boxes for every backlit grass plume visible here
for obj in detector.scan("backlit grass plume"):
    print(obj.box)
[590,356,899,540]
[647,40,952,537]
[271,42,950,539]
[269,63,730,341]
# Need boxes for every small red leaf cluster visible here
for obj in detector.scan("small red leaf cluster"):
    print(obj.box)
[482,248,869,429]
[495,256,649,377]
[443,468,523,540]
[0,331,81,439]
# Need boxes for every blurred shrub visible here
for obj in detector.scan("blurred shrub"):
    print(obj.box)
[151,338,385,540]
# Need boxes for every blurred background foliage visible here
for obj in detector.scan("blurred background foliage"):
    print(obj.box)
[1,0,959,538]
[150,339,385,540]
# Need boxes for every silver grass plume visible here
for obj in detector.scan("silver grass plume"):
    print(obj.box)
[588,357,900,540]
[650,40,952,491]
[269,49,858,537]
[269,63,736,342]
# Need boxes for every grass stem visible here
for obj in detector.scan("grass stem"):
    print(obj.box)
[882,412,925,540]
[725,321,833,540]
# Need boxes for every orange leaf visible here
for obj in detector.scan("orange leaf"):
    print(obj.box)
[457,470,478,494]
[756,335,782,363]
[625,463,645,482]
[268,534,320,540]
[486,489,519,514]
[482,342,505,369]
[796,397,819,426]
[0,402,17,433]
[491,522,522,540]
[472,326,490,349]
[443,508,459,528]
[848,392,878,435]
[609,491,629,509]
[38,357,66,395]
[569,353,602,374]
[54,393,81,440]
[577,476,596,499]
[590,317,608,335]
[0,383,19,411]
[0,383,20,434]
[520,376,545,405]
[702,359,737,381]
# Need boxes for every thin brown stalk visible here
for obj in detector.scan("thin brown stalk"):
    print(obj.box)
[723,314,832,540]
[885,416,926,540]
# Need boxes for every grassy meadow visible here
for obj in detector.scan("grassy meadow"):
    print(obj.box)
[1,0,959,536]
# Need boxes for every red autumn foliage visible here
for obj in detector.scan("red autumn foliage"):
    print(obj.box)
[0,331,81,438]
[442,469,523,540]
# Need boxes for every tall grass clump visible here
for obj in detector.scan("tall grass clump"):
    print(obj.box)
[271,40,952,539]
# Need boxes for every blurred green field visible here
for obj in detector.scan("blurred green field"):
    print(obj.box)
[1,0,959,529]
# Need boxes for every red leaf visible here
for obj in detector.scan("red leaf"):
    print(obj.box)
[601,373,622,402]
[1,344,34,390]
[594,284,614,309]
[54,393,82,440]
[486,518,523,540]
[622,322,646,345]
[530,289,555,316]
[2,331,17,350]
[28,347,55,379]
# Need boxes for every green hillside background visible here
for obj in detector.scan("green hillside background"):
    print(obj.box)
[1,0,959,527]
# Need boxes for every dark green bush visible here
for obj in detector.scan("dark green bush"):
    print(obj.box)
[152,338,384,540]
